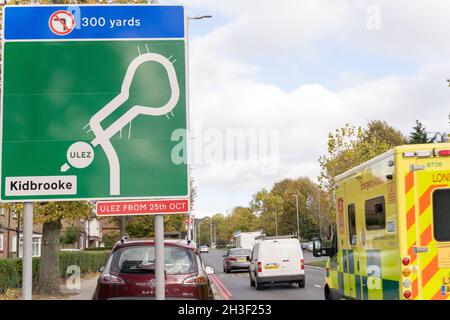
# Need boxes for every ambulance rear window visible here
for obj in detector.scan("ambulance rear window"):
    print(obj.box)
[433,189,450,242]
[365,196,386,231]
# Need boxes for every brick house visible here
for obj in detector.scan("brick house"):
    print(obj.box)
[98,217,120,237]
[0,206,43,259]
[60,218,102,250]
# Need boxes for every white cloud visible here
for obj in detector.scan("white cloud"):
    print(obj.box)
[181,0,450,218]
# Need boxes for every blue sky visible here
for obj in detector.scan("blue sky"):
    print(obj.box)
[166,0,450,218]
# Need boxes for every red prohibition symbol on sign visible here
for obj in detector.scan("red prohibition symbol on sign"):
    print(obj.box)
[49,10,76,36]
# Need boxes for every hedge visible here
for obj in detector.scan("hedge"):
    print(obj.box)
[85,247,112,252]
[0,250,110,293]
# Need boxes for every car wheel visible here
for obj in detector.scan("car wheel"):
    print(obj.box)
[298,280,305,288]
[250,273,255,287]
[255,276,264,290]
[325,286,333,300]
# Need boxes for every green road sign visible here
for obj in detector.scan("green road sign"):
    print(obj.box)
[1,5,189,201]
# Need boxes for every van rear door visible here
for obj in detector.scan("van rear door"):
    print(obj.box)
[410,164,450,300]
[280,240,302,276]
[260,241,283,276]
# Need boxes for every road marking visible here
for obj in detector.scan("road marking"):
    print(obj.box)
[314,284,322,288]
[210,274,233,300]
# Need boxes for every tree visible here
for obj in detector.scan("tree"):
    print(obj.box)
[409,120,448,144]
[102,231,120,248]
[34,201,93,295]
[319,121,405,237]
[60,225,78,244]
[250,190,283,236]
[271,177,325,240]
[125,214,185,239]
[363,120,407,147]
[198,217,214,246]
[319,121,405,192]
[409,120,430,144]
[111,173,197,238]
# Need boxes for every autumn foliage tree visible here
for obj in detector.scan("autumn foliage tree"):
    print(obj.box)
[34,201,93,295]
[318,120,406,232]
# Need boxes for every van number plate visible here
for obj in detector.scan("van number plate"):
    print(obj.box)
[264,264,280,270]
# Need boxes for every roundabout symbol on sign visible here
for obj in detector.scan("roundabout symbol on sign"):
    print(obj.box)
[49,10,75,36]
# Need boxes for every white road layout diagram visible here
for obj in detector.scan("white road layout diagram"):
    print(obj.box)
[60,46,181,196]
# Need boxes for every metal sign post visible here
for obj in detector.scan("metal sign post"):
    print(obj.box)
[22,202,33,300]
[154,214,165,300]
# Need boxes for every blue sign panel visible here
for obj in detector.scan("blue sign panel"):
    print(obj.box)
[4,5,185,40]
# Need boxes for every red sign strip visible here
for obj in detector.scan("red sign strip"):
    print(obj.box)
[96,199,189,216]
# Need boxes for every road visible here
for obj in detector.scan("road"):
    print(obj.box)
[201,250,325,300]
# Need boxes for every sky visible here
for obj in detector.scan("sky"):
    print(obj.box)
[166,0,450,218]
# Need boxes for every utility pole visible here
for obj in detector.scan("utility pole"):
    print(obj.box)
[119,216,126,238]
[293,195,300,241]
[87,219,90,249]
[195,222,200,245]
[209,218,213,247]
[274,211,278,236]
[317,186,322,239]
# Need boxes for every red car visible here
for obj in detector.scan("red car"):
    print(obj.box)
[92,239,215,300]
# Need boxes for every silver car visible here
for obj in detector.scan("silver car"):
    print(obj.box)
[223,248,252,273]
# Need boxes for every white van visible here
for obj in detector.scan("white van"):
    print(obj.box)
[249,237,305,290]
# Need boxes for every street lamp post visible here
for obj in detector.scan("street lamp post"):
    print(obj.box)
[317,186,322,239]
[210,218,213,247]
[274,211,278,236]
[293,195,300,241]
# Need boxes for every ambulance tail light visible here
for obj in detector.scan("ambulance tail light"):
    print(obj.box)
[402,268,411,277]
[403,290,412,299]
[402,257,410,266]
[300,259,304,270]
[438,150,450,157]
[257,262,262,273]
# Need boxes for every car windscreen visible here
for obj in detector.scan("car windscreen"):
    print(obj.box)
[229,249,251,256]
[110,246,197,275]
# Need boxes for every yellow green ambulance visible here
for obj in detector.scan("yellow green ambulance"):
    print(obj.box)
[313,143,450,300]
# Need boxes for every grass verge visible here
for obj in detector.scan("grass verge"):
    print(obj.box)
[305,260,327,268]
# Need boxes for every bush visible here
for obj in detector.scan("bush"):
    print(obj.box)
[60,225,78,244]
[0,259,20,294]
[85,247,112,252]
[102,231,120,248]
[59,250,111,278]
[0,250,111,293]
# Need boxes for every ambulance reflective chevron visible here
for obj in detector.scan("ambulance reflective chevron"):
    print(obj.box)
[314,143,450,300]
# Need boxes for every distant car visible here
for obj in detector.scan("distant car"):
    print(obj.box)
[249,237,305,290]
[92,239,215,300]
[200,245,209,253]
[307,242,314,252]
[223,248,252,273]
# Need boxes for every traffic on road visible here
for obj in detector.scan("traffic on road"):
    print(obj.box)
[202,248,324,300]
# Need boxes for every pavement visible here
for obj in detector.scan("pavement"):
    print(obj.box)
[201,250,326,300]
[62,276,98,300]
